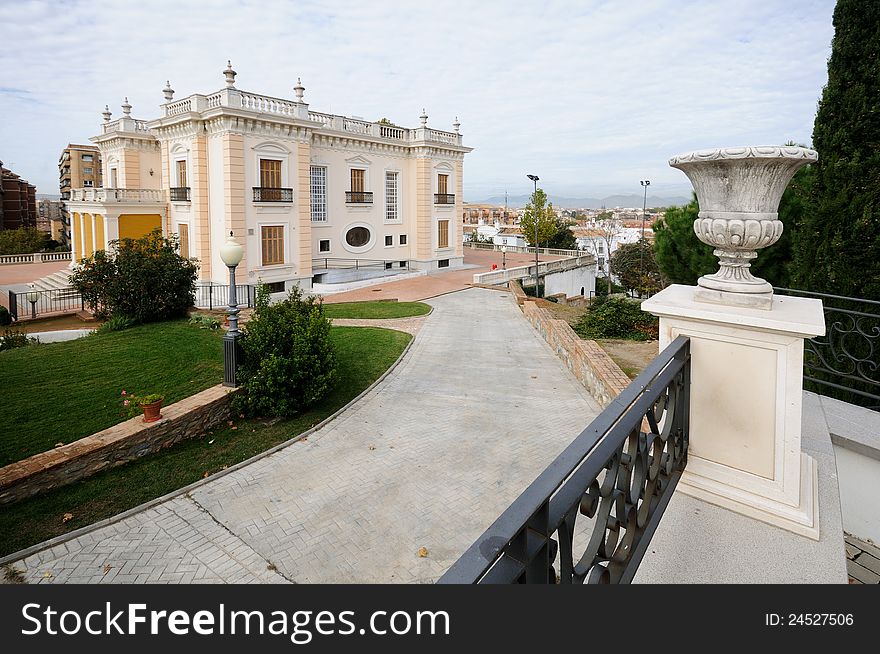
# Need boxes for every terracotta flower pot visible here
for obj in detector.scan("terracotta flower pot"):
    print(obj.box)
[141,399,164,423]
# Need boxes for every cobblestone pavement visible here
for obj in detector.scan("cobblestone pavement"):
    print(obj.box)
[6,287,602,583]
[845,533,880,584]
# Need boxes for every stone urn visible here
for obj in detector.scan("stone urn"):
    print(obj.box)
[668,145,817,309]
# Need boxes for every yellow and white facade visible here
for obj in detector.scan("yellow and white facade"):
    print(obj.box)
[67,63,472,291]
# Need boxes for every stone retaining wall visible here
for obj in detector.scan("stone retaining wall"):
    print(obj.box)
[0,384,235,505]
[520,299,630,407]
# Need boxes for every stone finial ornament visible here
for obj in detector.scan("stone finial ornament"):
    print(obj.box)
[668,145,818,309]
[163,80,175,101]
[419,108,428,127]
[224,60,237,88]
[102,105,112,122]
[293,77,305,102]
[121,97,132,116]
[452,116,460,133]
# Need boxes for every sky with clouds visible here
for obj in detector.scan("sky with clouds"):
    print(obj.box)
[0,0,836,202]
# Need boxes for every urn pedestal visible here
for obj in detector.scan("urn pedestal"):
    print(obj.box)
[643,146,825,539]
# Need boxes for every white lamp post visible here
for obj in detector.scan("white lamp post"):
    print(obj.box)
[501,245,507,270]
[25,284,40,320]
[526,174,540,296]
[219,231,244,387]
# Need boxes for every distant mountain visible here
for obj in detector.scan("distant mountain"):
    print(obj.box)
[469,193,690,209]
[36,193,61,201]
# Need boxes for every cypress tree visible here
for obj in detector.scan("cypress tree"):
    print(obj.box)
[792,0,880,299]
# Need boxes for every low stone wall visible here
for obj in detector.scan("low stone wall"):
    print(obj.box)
[520,300,630,407]
[509,279,528,305]
[0,384,235,505]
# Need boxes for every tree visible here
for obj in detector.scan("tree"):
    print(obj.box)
[589,212,624,294]
[546,219,578,250]
[653,194,715,285]
[519,188,557,248]
[70,229,198,322]
[791,0,880,299]
[612,239,662,295]
[0,228,50,255]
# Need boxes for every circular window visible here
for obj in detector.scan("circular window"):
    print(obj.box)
[346,226,371,248]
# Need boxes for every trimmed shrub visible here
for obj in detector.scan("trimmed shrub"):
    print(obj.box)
[0,327,35,352]
[96,315,137,334]
[233,284,337,418]
[574,296,658,341]
[70,229,198,322]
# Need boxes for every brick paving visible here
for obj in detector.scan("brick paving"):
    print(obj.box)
[845,532,880,584]
[4,287,602,583]
[321,247,560,304]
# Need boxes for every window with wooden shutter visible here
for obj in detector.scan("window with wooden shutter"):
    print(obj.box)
[438,174,448,195]
[350,168,365,193]
[178,223,189,258]
[176,160,187,188]
[261,225,284,266]
[259,159,283,201]
[438,220,449,249]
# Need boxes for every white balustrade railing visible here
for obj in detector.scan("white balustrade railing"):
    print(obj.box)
[379,124,405,140]
[308,111,334,127]
[134,120,149,132]
[206,92,222,109]
[240,92,298,116]
[426,128,458,144]
[0,252,72,265]
[343,118,372,135]
[68,188,165,203]
[165,98,192,116]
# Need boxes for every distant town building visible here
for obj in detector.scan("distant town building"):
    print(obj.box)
[0,161,37,230]
[38,199,66,243]
[65,63,471,290]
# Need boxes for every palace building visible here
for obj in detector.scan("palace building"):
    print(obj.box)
[67,62,472,291]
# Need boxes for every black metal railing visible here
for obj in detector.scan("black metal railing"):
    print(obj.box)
[311,258,410,272]
[253,187,293,202]
[775,287,880,410]
[439,335,690,585]
[345,191,373,204]
[170,186,191,201]
[7,287,84,320]
[434,193,455,205]
[194,283,255,311]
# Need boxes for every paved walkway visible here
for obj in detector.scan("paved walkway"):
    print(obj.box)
[846,533,880,584]
[321,248,560,303]
[329,315,428,336]
[6,288,602,583]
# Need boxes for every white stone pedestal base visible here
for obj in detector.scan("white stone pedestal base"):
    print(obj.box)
[642,285,826,540]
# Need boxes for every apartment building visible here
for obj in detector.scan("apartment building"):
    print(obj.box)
[67,63,472,292]
[0,161,37,230]
[60,143,101,245]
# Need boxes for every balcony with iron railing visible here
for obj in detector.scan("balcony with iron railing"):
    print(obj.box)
[253,187,293,202]
[345,191,373,204]
[434,193,455,205]
[170,187,191,202]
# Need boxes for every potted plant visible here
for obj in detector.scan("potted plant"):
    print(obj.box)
[121,390,165,423]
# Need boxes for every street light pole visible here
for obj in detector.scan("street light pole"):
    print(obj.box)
[219,231,244,387]
[526,174,540,297]
[639,179,650,297]
[501,245,507,270]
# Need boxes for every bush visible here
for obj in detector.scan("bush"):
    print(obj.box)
[0,327,36,352]
[189,313,221,330]
[233,284,337,418]
[70,229,198,323]
[96,315,137,334]
[0,306,11,327]
[594,276,626,296]
[574,296,658,341]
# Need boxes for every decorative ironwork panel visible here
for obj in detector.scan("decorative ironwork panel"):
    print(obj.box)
[434,193,455,205]
[774,288,880,409]
[253,187,293,202]
[345,191,373,204]
[169,187,191,202]
[439,335,690,584]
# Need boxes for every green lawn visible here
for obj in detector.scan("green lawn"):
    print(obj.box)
[323,301,431,319]
[0,326,410,557]
[0,321,224,466]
